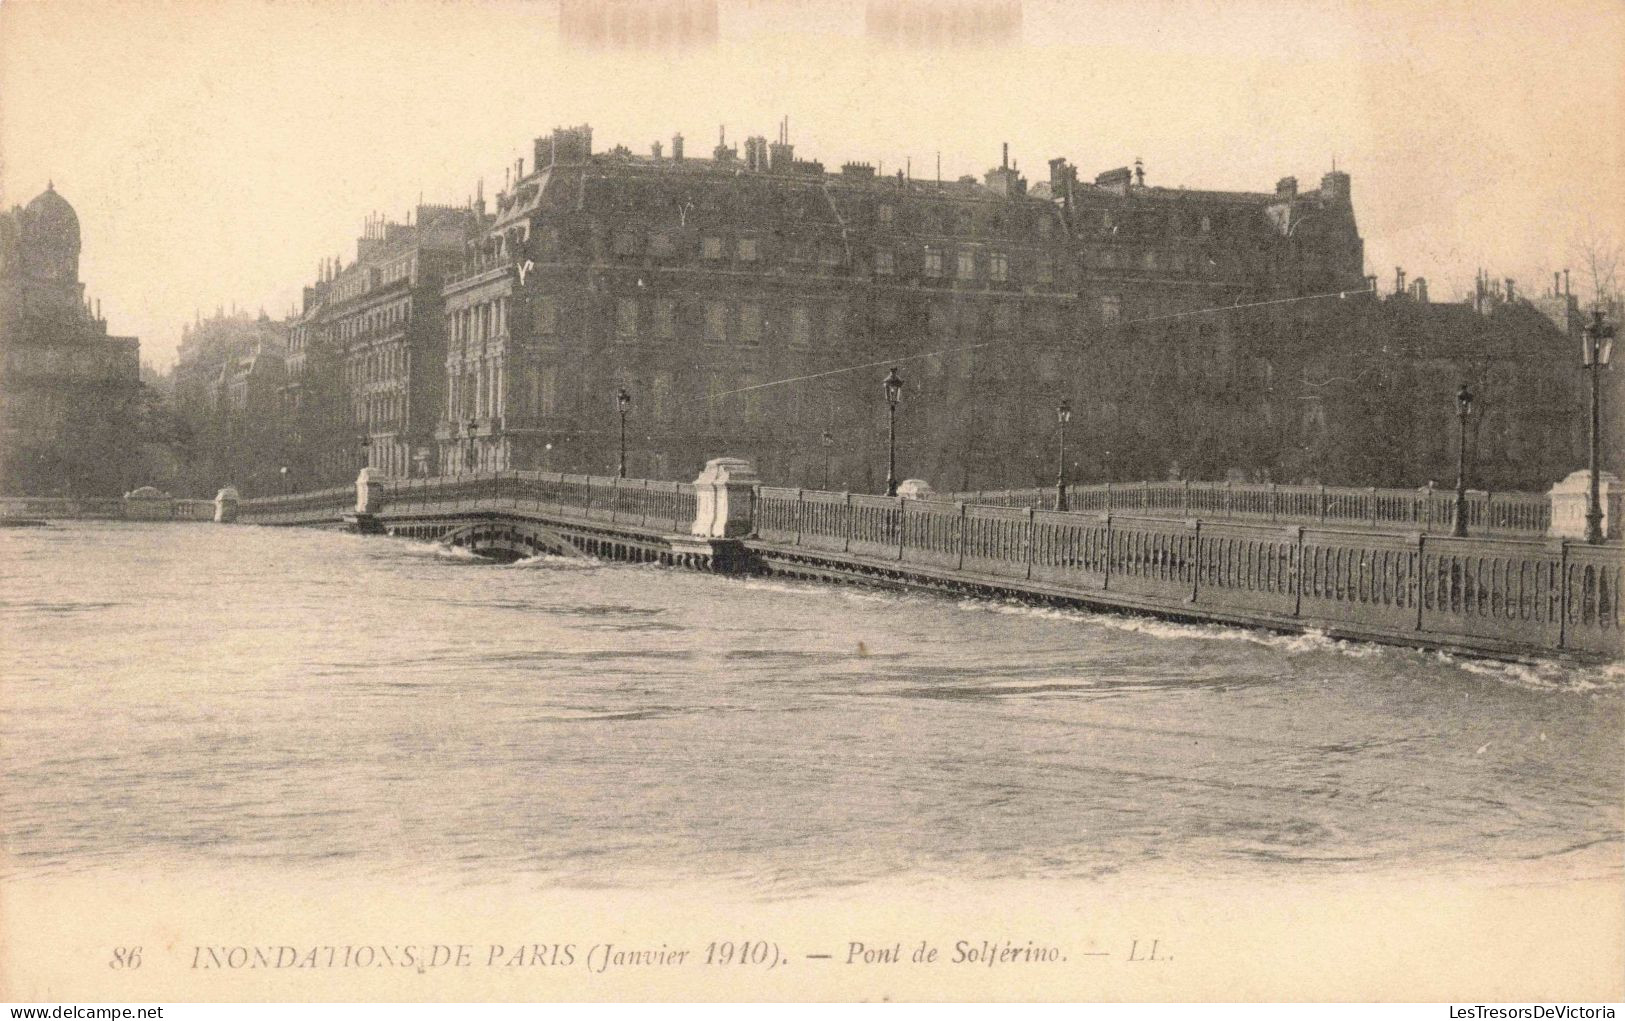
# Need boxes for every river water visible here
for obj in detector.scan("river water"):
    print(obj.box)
[2,522,1621,893]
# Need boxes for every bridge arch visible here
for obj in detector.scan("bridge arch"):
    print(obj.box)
[438,520,589,563]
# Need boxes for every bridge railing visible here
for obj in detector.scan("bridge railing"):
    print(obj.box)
[373,471,697,533]
[945,481,1570,538]
[238,486,356,526]
[751,487,1623,658]
[1,495,223,522]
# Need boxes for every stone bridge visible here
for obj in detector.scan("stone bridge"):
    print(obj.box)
[233,462,1624,664]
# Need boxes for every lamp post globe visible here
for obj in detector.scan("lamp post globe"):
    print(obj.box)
[1452,384,1473,537]
[1582,310,1616,544]
[882,368,904,497]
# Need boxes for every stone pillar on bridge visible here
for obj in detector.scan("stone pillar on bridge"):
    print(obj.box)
[347,468,393,534]
[896,479,934,499]
[213,486,240,523]
[691,457,760,538]
[1548,469,1619,539]
[669,457,759,572]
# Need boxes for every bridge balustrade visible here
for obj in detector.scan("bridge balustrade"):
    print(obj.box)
[239,471,1621,659]
[950,480,1571,538]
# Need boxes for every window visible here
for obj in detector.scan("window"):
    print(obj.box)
[1200,215,1212,234]
[536,296,558,335]
[928,304,951,335]
[615,297,638,340]
[739,303,762,346]
[651,372,673,422]
[702,236,724,260]
[1038,216,1053,237]
[957,249,976,279]
[534,365,558,416]
[743,374,764,422]
[990,252,1009,282]
[649,232,675,257]
[819,242,843,266]
[924,246,944,277]
[1101,295,1122,326]
[1142,250,1158,271]
[826,304,845,344]
[874,250,895,276]
[790,306,812,349]
[652,298,676,339]
[1037,257,1055,284]
[878,204,895,226]
[737,238,759,262]
[612,230,639,256]
[992,304,1015,333]
[704,301,728,343]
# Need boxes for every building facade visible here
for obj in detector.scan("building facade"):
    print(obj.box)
[441,124,1377,489]
[286,205,483,488]
[0,184,142,496]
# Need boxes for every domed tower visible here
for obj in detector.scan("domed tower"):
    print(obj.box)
[19,182,81,282]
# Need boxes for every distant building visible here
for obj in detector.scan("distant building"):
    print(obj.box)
[244,121,1606,495]
[440,123,1367,487]
[175,309,287,417]
[0,184,142,496]
[286,205,482,485]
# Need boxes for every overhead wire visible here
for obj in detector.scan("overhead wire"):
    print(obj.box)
[680,285,1376,405]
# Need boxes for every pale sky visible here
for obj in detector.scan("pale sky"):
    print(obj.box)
[2,0,1621,368]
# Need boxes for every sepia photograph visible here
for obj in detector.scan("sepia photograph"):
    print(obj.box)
[1,0,1621,1005]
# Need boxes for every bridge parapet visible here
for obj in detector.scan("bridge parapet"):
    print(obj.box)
[235,466,1622,662]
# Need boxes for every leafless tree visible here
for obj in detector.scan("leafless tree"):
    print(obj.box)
[1569,227,1621,311]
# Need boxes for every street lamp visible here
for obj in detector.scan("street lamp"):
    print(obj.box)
[1582,309,1616,544]
[1452,384,1473,537]
[465,419,478,474]
[882,368,904,497]
[616,388,632,479]
[279,464,289,495]
[821,430,834,490]
[1055,398,1073,511]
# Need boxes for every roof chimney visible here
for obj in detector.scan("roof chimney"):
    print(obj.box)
[672,133,684,161]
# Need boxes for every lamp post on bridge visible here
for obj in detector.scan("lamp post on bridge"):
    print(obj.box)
[616,387,632,479]
[1582,309,1616,544]
[1452,384,1473,538]
[1054,398,1072,512]
[279,465,289,495]
[821,430,834,490]
[882,368,904,497]
[465,419,478,474]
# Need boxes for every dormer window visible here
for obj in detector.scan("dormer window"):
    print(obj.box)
[702,236,724,260]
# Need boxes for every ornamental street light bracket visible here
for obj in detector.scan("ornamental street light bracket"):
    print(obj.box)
[883,368,904,497]
[1452,384,1473,538]
[1055,398,1073,511]
[616,387,633,479]
[1582,310,1616,544]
